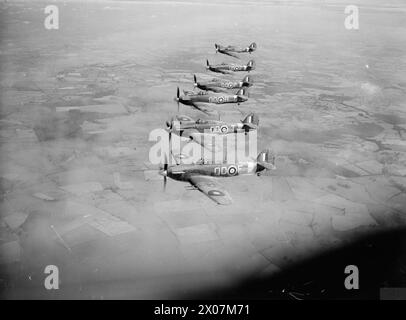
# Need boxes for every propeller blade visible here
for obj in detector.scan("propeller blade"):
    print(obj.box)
[163,151,168,191]
[164,144,168,168]
[176,87,180,112]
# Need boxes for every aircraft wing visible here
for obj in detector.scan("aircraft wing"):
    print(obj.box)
[220,51,240,59]
[189,132,223,153]
[175,114,194,122]
[211,68,230,75]
[206,87,226,93]
[188,175,232,205]
[242,122,258,130]
[219,69,232,75]
[192,102,218,116]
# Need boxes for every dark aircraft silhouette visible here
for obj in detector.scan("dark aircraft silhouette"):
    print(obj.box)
[174,86,249,114]
[160,147,275,205]
[214,42,257,58]
[206,59,255,74]
[166,113,258,136]
[193,74,253,93]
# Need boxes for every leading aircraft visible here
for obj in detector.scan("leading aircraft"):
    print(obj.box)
[206,59,255,74]
[214,42,257,58]
[160,147,275,205]
[193,74,253,93]
[174,86,249,114]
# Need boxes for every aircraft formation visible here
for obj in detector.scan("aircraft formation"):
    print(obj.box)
[160,42,276,205]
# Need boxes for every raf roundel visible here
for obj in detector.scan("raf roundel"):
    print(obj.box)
[228,165,237,175]
[220,125,228,133]
[218,96,224,103]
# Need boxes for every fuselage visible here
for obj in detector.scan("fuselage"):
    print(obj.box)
[196,80,248,91]
[167,161,259,182]
[173,119,245,134]
[219,46,250,53]
[209,63,251,72]
[180,92,246,105]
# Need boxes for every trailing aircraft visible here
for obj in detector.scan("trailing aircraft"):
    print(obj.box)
[166,113,258,136]
[214,42,257,58]
[206,59,255,74]
[174,86,249,114]
[193,74,253,93]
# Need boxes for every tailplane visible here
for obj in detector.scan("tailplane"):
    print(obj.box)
[256,149,276,171]
[242,75,254,87]
[241,113,259,131]
[248,42,257,52]
[247,59,255,71]
[236,87,249,98]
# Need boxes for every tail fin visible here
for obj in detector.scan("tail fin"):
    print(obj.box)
[256,149,276,171]
[236,87,249,97]
[242,113,259,125]
[242,113,259,131]
[214,44,219,52]
[206,59,210,69]
[249,42,257,52]
[242,75,254,86]
[247,59,255,70]
[193,74,197,87]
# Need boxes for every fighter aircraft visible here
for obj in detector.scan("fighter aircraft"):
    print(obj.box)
[214,42,257,58]
[206,59,255,74]
[193,74,254,93]
[159,148,275,205]
[166,113,259,153]
[166,113,259,136]
[174,86,249,114]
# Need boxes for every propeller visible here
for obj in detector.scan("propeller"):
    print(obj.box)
[193,74,197,89]
[175,87,180,112]
[166,120,172,130]
[163,155,168,191]
[160,151,169,191]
